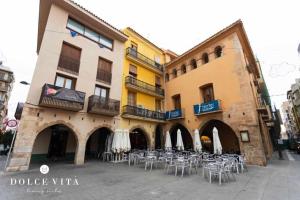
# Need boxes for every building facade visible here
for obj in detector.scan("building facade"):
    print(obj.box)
[164,21,273,165]
[7,0,127,171]
[286,79,300,138]
[0,63,14,131]
[120,28,166,150]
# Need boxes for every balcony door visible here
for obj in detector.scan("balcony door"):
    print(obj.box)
[97,58,112,84]
[94,85,109,101]
[55,74,76,90]
[201,84,214,103]
[172,94,181,110]
[128,91,137,107]
[58,42,81,74]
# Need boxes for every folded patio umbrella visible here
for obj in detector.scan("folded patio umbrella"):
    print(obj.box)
[111,129,123,153]
[213,127,222,154]
[176,129,184,151]
[194,129,202,153]
[123,129,131,152]
[165,131,172,151]
[105,133,113,152]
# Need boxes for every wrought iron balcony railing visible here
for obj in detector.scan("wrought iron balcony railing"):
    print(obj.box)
[193,100,222,115]
[87,95,120,116]
[39,84,85,111]
[126,47,163,72]
[125,76,164,98]
[0,72,13,83]
[122,105,165,121]
[58,55,80,74]
[96,69,112,84]
[165,108,184,120]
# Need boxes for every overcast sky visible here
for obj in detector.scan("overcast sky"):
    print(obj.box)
[0,0,299,119]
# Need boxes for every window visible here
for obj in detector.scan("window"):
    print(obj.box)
[173,68,177,78]
[155,99,162,111]
[155,76,161,88]
[165,73,169,82]
[202,53,209,64]
[58,42,81,74]
[172,94,181,109]
[55,74,76,89]
[154,56,161,67]
[214,46,222,58]
[130,42,138,57]
[94,85,109,99]
[128,91,137,106]
[129,64,137,77]
[201,84,214,103]
[181,64,186,74]
[97,58,112,84]
[67,18,113,50]
[191,59,197,69]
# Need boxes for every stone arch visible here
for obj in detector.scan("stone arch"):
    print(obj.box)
[199,119,240,154]
[129,125,150,149]
[30,121,80,166]
[169,123,193,150]
[85,124,114,142]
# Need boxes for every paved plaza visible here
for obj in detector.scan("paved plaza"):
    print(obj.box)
[0,151,300,200]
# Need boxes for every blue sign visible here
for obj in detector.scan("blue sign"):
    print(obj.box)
[166,109,182,120]
[194,100,220,115]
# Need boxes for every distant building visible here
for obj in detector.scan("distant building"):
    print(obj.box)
[286,79,300,138]
[0,62,14,131]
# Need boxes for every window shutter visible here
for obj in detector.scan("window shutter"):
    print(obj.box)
[129,64,137,75]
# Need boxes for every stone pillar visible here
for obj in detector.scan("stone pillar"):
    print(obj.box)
[6,131,34,171]
[75,139,86,165]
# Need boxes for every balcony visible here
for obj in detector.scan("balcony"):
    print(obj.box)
[126,47,163,74]
[193,100,222,116]
[257,97,272,121]
[125,76,164,99]
[0,73,13,83]
[14,102,24,120]
[39,84,85,111]
[87,95,120,116]
[96,69,112,84]
[57,55,80,75]
[122,105,165,122]
[165,109,184,120]
[0,84,10,92]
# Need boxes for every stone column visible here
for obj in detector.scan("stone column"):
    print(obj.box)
[75,139,86,165]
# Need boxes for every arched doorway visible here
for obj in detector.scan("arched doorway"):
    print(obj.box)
[155,125,163,149]
[130,128,148,150]
[199,120,240,154]
[85,127,112,161]
[31,124,78,165]
[169,123,193,150]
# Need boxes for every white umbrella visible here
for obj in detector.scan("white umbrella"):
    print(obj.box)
[105,133,113,152]
[123,129,131,152]
[165,131,172,151]
[194,129,202,153]
[213,127,222,154]
[111,129,123,153]
[176,129,184,151]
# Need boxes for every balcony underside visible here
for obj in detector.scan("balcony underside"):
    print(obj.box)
[88,106,119,116]
[39,97,83,111]
[126,55,163,75]
[122,113,166,123]
[125,83,164,99]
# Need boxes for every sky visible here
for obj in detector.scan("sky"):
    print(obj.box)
[0,0,300,119]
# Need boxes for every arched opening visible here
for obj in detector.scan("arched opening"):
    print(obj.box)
[181,64,186,74]
[31,124,78,166]
[85,127,112,161]
[214,46,222,58]
[165,73,169,82]
[199,120,240,154]
[190,59,197,69]
[169,123,193,150]
[130,128,148,150]
[202,53,209,64]
[155,125,163,149]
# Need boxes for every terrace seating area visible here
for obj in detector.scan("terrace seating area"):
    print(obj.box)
[103,149,247,185]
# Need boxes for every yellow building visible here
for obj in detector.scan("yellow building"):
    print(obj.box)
[120,28,166,150]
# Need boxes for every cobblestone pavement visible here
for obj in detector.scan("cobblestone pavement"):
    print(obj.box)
[0,151,300,200]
